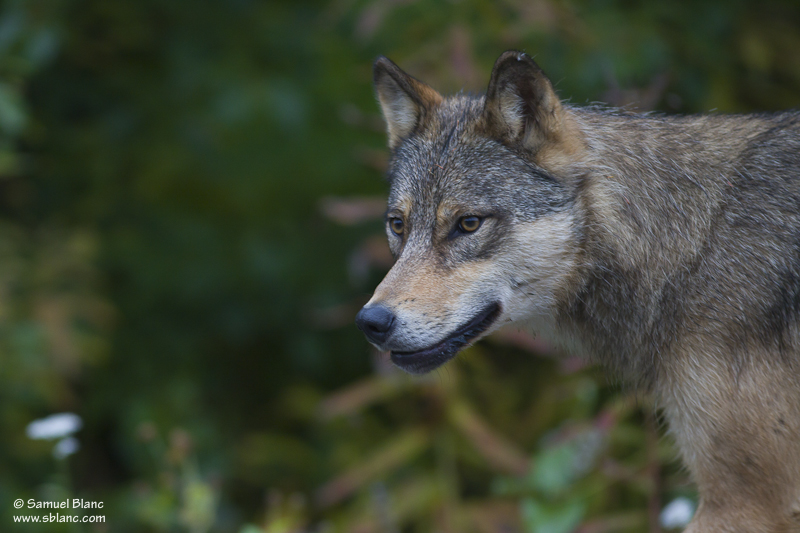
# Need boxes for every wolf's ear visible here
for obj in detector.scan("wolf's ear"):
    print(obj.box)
[374,56,443,149]
[482,51,565,152]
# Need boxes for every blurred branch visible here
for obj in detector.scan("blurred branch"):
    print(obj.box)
[575,512,647,533]
[320,196,386,226]
[317,375,407,420]
[447,400,530,476]
[466,501,522,533]
[316,428,429,508]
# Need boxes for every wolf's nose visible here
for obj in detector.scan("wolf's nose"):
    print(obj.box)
[355,305,396,345]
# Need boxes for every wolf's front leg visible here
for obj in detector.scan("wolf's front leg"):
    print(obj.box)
[659,350,800,533]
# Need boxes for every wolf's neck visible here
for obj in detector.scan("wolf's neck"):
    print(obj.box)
[557,109,772,385]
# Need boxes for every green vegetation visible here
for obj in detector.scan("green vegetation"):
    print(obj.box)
[2,0,799,531]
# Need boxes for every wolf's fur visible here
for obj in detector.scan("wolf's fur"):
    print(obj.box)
[357,51,800,531]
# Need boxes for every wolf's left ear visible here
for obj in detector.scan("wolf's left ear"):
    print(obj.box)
[374,56,443,149]
[482,51,566,153]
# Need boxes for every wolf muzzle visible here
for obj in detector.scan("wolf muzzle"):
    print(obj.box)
[355,301,501,374]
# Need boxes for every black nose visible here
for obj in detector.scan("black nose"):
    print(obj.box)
[355,305,396,345]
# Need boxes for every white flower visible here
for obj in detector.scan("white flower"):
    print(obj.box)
[660,497,695,529]
[26,413,83,440]
[53,437,80,459]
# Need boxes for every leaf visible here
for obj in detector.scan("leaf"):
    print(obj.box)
[0,82,25,136]
[521,498,585,533]
[530,445,578,496]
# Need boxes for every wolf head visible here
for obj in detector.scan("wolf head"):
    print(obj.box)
[356,51,584,374]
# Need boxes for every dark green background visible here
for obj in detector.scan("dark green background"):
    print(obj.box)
[2,0,799,531]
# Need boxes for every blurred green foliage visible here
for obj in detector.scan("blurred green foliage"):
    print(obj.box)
[1,0,800,531]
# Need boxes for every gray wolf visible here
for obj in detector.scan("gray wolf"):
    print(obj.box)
[355,51,800,531]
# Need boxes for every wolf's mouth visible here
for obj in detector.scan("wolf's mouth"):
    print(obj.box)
[391,302,501,374]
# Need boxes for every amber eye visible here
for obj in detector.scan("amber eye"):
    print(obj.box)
[389,218,404,236]
[458,216,482,233]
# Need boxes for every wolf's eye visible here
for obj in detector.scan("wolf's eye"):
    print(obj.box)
[458,216,482,233]
[389,218,404,236]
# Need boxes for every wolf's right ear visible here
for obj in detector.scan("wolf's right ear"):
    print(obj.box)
[374,57,442,149]
[482,51,566,153]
